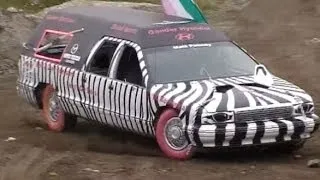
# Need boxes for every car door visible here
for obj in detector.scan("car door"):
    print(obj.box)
[80,37,152,135]
[79,38,123,127]
[107,43,151,135]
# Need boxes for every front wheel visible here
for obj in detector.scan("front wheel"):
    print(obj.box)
[155,108,195,160]
[41,85,77,132]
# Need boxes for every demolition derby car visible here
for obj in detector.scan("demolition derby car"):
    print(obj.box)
[17,6,319,160]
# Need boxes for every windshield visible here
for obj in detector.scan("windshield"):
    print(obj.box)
[145,42,258,84]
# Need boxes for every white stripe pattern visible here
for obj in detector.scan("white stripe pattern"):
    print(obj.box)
[17,36,319,148]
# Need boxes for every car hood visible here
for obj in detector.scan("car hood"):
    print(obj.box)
[150,75,313,113]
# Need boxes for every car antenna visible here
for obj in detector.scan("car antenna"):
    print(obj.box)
[198,67,217,109]
[200,67,215,84]
[200,66,216,90]
[33,28,84,53]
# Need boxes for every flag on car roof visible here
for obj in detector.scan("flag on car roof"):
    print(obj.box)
[161,0,208,23]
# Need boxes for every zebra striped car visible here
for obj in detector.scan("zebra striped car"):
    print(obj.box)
[17,6,319,160]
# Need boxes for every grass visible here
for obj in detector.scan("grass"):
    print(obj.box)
[0,0,67,11]
[0,0,216,12]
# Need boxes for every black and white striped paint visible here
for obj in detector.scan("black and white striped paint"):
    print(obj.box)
[17,37,155,136]
[17,36,319,148]
[148,76,319,147]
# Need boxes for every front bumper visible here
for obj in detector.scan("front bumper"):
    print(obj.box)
[190,115,320,148]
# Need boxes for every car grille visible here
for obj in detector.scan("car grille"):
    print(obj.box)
[235,106,293,122]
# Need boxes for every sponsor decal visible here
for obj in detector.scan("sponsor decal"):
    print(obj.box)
[178,26,211,31]
[148,27,177,35]
[173,45,189,49]
[63,53,81,63]
[64,59,75,64]
[111,24,138,34]
[70,44,79,54]
[63,43,81,64]
[173,43,211,49]
[189,43,211,48]
[148,25,211,35]
[175,32,195,41]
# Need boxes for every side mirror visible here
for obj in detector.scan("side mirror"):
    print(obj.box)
[253,64,274,87]
[22,42,34,51]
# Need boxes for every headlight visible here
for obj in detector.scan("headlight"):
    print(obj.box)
[293,103,314,116]
[205,111,234,123]
[302,103,314,115]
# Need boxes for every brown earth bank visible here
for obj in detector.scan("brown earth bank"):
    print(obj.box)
[0,0,320,179]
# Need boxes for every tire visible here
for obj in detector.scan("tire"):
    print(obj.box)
[155,108,195,160]
[41,85,77,132]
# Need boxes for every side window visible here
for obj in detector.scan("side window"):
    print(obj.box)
[116,46,143,86]
[87,41,119,76]
[34,30,73,62]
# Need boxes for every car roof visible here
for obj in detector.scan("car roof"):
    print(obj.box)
[24,6,231,69]
[36,6,229,48]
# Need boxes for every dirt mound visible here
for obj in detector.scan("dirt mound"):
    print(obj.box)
[227,0,320,107]
[35,0,161,19]
[0,10,37,75]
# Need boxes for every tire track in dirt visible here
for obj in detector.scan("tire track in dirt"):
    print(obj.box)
[0,145,67,180]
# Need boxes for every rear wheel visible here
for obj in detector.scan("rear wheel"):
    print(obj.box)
[155,108,195,160]
[41,85,77,132]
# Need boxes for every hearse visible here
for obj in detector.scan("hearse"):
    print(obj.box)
[17,6,319,160]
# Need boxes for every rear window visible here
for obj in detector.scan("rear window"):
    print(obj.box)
[34,30,73,62]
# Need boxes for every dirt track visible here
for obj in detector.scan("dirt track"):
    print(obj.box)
[0,0,320,179]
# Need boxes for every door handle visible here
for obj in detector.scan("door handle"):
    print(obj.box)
[82,76,87,83]
[108,84,114,90]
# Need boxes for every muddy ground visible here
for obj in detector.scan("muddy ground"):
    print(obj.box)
[0,0,320,179]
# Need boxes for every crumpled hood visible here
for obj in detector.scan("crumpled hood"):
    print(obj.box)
[149,75,313,114]
[202,76,313,112]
